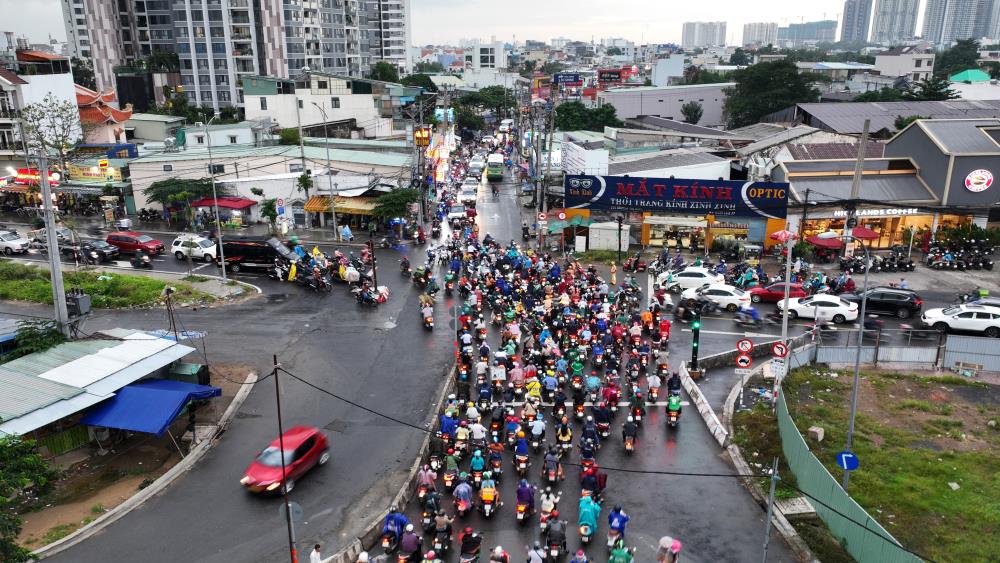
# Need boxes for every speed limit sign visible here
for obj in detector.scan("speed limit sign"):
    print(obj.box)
[556,211,567,221]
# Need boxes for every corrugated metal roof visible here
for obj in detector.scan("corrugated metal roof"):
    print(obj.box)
[787,142,885,160]
[726,123,789,141]
[917,119,1000,154]
[626,117,739,138]
[608,151,725,174]
[0,371,83,422]
[736,125,818,156]
[789,175,937,204]
[1,340,119,377]
[797,100,1000,134]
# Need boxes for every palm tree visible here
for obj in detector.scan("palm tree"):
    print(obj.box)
[683,65,702,85]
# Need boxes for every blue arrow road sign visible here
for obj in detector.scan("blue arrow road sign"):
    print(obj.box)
[836,451,859,471]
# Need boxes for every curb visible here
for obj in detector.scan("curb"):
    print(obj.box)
[721,358,819,563]
[321,366,456,563]
[31,372,260,560]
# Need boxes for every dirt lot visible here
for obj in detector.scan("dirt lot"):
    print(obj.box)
[18,365,253,549]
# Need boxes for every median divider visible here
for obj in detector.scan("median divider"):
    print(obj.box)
[321,365,456,563]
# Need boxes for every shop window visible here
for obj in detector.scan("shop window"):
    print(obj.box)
[196,135,205,144]
[331,97,340,108]
[259,97,267,110]
[228,135,237,144]
[162,164,173,171]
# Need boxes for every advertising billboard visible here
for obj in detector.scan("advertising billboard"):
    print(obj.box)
[597,69,623,84]
[564,174,789,219]
[553,72,582,85]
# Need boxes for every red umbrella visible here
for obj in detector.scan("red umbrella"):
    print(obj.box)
[806,235,844,249]
[769,230,798,244]
[850,225,879,241]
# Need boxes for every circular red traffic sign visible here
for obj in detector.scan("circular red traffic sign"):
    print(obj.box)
[736,354,753,368]
[771,342,789,358]
[537,212,547,221]
[556,211,567,220]
[736,338,754,353]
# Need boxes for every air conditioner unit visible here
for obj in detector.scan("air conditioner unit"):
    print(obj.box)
[194,121,204,127]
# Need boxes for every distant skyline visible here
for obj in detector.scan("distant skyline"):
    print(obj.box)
[4,0,927,47]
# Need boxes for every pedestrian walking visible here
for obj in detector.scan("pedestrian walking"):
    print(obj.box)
[656,536,682,562]
[310,544,322,563]
[610,264,617,286]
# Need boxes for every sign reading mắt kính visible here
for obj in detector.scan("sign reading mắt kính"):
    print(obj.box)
[564,175,789,219]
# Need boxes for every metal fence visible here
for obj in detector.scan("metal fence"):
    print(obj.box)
[812,329,1000,373]
[776,394,922,563]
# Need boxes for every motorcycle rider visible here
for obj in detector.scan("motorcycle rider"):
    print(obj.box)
[433,510,454,536]
[454,475,474,510]
[526,542,546,563]
[608,505,630,539]
[417,464,437,491]
[516,479,536,513]
[570,549,589,563]
[542,446,563,479]
[577,494,601,538]
[539,486,561,515]
[383,506,409,542]
[667,371,682,396]
[581,416,600,447]
[489,546,510,563]
[399,524,422,556]
[622,416,638,443]
[528,414,546,442]
[667,393,683,418]
[609,538,634,563]
[459,528,482,557]
[469,450,486,475]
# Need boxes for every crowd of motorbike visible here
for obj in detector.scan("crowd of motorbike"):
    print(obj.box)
[271,240,390,305]
[377,191,684,562]
[924,239,995,271]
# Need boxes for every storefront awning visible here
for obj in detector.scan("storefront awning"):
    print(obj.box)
[334,196,376,215]
[303,196,332,212]
[189,197,256,210]
[644,216,707,228]
[81,379,221,437]
[0,184,30,193]
[806,235,844,249]
[850,225,879,241]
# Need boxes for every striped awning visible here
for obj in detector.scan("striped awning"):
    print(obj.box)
[333,196,376,215]
[303,196,332,212]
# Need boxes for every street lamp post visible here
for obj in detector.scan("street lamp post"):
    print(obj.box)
[616,215,624,265]
[311,102,339,239]
[818,231,870,492]
[204,116,227,281]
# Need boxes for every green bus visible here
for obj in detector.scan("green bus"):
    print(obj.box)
[486,153,504,182]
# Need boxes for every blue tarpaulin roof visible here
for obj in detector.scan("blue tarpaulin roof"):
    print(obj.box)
[81,379,221,437]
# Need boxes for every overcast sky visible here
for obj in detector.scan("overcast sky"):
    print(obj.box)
[2,0,925,46]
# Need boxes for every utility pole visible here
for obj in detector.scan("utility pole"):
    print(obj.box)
[294,97,310,228]
[542,105,555,215]
[204,118,227,281]
[273,356,297,563]
[533,108,543,213]
[38,156,69,336]
[844,119,869,258]
[762,457,779,563]
[417,96,426,225]
[798,188,810,239]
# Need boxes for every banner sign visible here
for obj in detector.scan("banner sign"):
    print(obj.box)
[553,72,581,85]
[68,163,124,182]
[598,69,623,83]
[564,175,789,219]
[14,168,60,187]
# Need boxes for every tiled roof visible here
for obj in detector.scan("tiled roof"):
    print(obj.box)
[0,68,27,85]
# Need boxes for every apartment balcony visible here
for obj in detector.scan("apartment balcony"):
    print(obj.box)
[0,107,21,119]
[232,48,254,57]
[0,140,20,153]
[231,33,252,41]
[306,49,321,56]
[229,0,250,7]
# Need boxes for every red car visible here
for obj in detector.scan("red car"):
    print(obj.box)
[106,231,165,255]
[748,282,808,303]
[240,426,329,494]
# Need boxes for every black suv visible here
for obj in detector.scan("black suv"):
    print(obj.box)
[841,287,923,319]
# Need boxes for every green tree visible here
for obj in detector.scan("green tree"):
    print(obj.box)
[540,61,566,76]
[5,320,64,361]
[606,46,623,56]
[143,50,180,72]
[894,114,928,130]
[903,76,959,101]
[681,101,704,124]
[71,57,96,90]
[454,106,485,132]
[142,178,215,207]
[934,38,980,77]
[1,435,56,563]
[20,93,84,168]
[729,48,751,66]
[401,73,438,92]
[586,105,624,130]
[259,198,278,232]
[476,86,516,119]
[369,61,400,83]
[723,60,820,128]
[853,87,904,102]
[414,61,445,73]
[279,128,301,146]
[554,101,623,131]
[520,59,537,78]
[373,188,419,219]
[297,173,313,198]
[683,65,702,84]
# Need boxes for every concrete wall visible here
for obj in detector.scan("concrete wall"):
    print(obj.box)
[873,53,934,80]
[947,154,1000,207]
[182,126,257,149]
[597,83,733,126]
[651,55,685,87]
[243,92,393,138]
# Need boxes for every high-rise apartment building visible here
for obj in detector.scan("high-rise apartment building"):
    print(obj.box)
[60,0,411,110]
[841,0,874,43]
[742,22,778,47]
[681,22,727,49]
[777,20,838,46]
[922,0,995,44]
[870,0,919,43]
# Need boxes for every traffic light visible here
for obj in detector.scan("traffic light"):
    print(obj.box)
[690,311,701,371]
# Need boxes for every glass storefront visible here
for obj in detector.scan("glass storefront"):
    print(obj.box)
[801,214,973,249]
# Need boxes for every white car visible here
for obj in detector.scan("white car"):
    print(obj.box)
[171,234,217,261]
[777,294,859,324]
[681,283,751,312]
[447,203,468,223]
[462,177,480,190]
[657,267,723,293]
[921,305,1000,337]
[459,188,477,206]
[0,230,30,255]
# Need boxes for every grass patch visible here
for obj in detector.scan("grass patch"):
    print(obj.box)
[895,399,953,415]
[40,523,75,544]
[778,367,1000,562]
[89,503,105,514]
[790,519,856,563]
[0,261,213,308]
[181,275,210,283]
